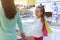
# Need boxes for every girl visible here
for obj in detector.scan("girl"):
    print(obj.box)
[0,0,25,40]
[33,5,45,40]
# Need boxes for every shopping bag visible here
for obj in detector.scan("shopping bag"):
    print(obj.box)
[45,21,52,34]
[42,23,48,36]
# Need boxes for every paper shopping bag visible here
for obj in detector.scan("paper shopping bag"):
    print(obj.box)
[45,21,52,34]
[42,23,48,36]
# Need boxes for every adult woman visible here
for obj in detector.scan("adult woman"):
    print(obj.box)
[0,0,24,40]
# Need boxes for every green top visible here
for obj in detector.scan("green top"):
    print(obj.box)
[0,6,23,40]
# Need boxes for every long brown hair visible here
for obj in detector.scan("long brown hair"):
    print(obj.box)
[1,0,17,20]
[37,6,45,23]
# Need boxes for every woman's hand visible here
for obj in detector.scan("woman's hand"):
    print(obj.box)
[21,33,27,40]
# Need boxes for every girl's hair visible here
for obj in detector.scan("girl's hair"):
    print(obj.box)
[37,6,45,23]
[1,0,17,20]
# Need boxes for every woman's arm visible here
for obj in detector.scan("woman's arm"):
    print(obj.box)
[17,13,27,40]
[17,13,23,33]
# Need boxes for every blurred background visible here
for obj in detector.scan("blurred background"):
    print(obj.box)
[0,0,60,40]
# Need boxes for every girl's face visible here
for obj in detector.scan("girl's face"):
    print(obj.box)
[35,8,43,18]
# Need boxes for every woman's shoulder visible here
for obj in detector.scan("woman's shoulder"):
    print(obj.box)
[16,11,20,16]
[15,11,20,19]
[0,7,4,15]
